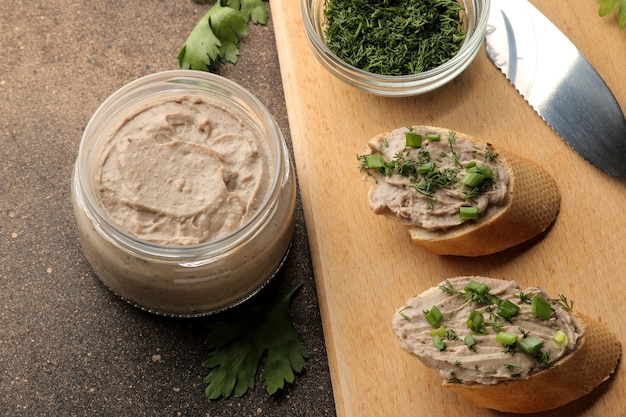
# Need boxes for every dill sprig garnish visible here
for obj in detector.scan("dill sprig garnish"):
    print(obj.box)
[486,320,504,332]
[411,167,460,197]
[438,279,463,296]
[554,294,574,311]
[517,290,533,304]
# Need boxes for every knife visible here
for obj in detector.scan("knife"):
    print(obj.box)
[485,0,626,177]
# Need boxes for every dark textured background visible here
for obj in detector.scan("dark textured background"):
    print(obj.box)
[0,1,336,415]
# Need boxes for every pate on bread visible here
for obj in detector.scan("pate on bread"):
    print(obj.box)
[392,276,622,413]
[359,126,560,256]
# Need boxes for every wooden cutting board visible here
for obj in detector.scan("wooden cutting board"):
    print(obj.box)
[270,0,626,415]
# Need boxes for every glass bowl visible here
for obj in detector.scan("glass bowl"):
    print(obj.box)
[302,0,490,97]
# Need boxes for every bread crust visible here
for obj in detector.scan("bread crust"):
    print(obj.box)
[443,312,622,413]
[366,126,561,256]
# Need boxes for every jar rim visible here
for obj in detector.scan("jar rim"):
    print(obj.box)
[75,70,288,260]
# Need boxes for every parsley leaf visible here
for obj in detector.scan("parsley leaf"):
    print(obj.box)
[203,284,309,399]
[240,0,269,24]
[598,0,626,28]
[179,0,269,71]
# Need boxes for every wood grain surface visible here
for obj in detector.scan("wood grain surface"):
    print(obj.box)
[270,0,626,415]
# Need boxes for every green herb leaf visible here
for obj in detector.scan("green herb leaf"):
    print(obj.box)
[438,279,463,296]
[179,0,269,72]
[505,362,521,371]
[598,0,626,28]
[203,284,309,399]
[445,328,459,340]
[555,294,574,311]
[210,2,250,64]
[517,290,532,304]
[240,0,269,24]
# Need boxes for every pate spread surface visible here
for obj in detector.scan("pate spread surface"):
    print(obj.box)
[96,95,273,245]
[392,276,581,384]
[363,127,510,230]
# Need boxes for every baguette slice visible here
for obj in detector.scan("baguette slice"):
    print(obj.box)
[362,126,560,256]
[392,276,622,414]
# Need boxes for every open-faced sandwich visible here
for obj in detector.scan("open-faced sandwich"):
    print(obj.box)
[358,126,560,256]
[392,276,622,413]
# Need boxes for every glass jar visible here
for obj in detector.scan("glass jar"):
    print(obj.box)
[71,70,296,317]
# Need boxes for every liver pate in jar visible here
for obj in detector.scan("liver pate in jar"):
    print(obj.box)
[72,71,296,316]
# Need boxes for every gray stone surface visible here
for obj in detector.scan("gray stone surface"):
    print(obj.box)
[0,1,335,416]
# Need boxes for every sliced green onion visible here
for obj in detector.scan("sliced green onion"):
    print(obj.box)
[433,334,447,351]
[496,332,518,346]
[465,280,490,296]
[405,132,422,148]
[531,296,552,320]
[476,164,494,179]
[519,335,544,356]
[423,305,443,327]
[497,299,520,321]
[552,330,568,348]
[459,206,480,220]
[464,333,476,350]
[419,161,435,175]
[467,310,485,334]
[430,324,447,337]
[466,164,494,178]
[462,172,485,187]
[364,154,385,169]
[426,133,441,141]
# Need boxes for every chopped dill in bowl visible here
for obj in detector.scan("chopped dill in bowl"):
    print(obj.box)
[323,0,467,76]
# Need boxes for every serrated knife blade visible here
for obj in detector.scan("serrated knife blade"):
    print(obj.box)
[485,0,626,177]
